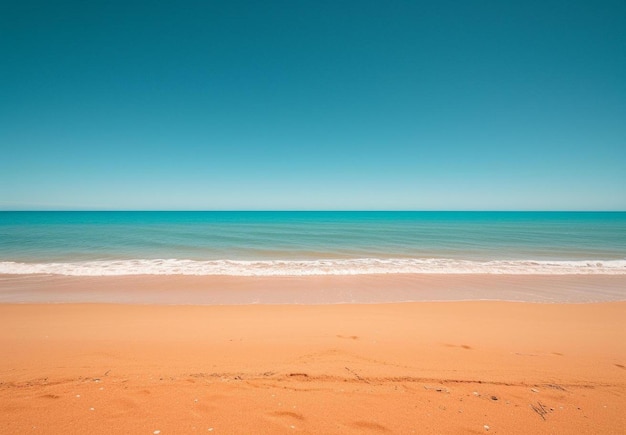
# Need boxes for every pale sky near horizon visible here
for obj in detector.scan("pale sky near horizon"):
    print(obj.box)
[1,1,625,210]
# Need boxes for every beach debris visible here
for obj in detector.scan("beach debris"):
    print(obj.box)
[345,367,369,383]
[288,373,309,378]
[154,431,161,435]
[90,408,95,411]
[530,401,549,420]
[484,425,490,431]
[76,395,80,398]
[423,385,449,393]
[472,391,480,396]
[531,388,539,393]
[490,396,498,401]
[208,429,214,432]
[547,383,566,391]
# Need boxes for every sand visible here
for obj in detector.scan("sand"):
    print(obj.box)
[1,300,625,434]
[2,274,626,304]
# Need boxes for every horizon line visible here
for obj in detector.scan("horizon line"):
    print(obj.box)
[1,209,625,213]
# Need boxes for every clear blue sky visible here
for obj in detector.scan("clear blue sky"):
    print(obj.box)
[1,1,624,210]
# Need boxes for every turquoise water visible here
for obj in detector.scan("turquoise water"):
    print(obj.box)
[0,211,625,276]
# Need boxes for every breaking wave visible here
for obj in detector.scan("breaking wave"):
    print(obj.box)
[1,258,625,276]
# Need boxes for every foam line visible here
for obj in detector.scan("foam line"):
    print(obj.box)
[1,258,625,276]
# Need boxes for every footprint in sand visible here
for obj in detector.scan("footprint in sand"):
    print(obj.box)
[350,421,391,433]
[264,410,306,430]
[271,411,305,421]
[443,343,473,350]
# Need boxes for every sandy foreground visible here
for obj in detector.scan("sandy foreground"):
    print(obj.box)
[1,300,625,434]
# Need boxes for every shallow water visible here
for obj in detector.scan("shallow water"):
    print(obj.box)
[1,211,625,276]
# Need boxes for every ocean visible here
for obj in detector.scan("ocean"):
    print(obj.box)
[1,211,625,276]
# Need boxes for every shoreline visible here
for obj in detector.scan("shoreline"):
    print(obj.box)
[2,273,625,304]
[1,300,625,433]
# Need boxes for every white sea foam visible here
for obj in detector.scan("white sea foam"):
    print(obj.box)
[1,258,625,276]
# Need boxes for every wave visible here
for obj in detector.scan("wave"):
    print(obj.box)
[1,258,625,276]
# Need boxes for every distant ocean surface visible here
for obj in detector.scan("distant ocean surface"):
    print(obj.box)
[0,212,625,277]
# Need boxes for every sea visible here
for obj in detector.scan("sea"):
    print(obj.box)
[1,211,625,276]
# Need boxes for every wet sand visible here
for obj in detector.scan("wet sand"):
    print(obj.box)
[1,274,625,304]
[1,301,625,434]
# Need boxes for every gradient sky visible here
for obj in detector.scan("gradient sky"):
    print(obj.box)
[1,1,625,210]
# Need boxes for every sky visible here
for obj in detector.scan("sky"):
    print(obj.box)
[1,0,625,210]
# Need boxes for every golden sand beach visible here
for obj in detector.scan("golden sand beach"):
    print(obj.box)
[1,295,624,434]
